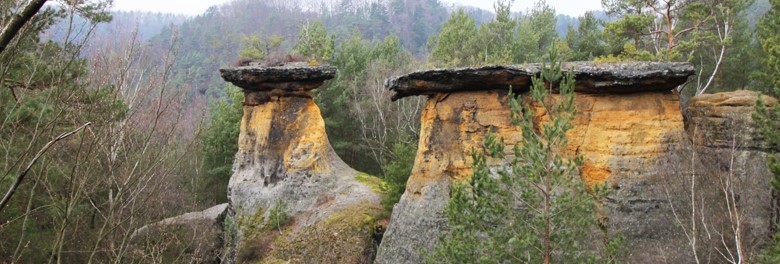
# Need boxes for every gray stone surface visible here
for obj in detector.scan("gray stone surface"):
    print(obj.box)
[130,203,228,240]
[375,178,449,264]
[130,204,228,264]
[220,63,336,91]
[386,62,694,100]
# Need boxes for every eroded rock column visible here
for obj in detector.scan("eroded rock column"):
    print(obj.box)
[680,90,779,260]
[220,64,383,263]
[376,62,695,263]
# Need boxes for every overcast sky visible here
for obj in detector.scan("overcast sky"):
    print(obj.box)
[111,0,603,17]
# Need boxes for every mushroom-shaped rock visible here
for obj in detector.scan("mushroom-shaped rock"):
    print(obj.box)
[220,64,383,263]
[377,62,696,264]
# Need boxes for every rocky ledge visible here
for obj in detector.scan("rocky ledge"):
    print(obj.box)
[220,63,336,91]
[386,62,694,100]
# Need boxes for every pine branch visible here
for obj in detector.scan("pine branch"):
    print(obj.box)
[0,122,91,214]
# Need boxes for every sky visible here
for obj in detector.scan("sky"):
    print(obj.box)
[111,0,604,17]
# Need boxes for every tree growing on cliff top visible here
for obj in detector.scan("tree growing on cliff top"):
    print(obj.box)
[429,46,619,263]
[293,20,335,63]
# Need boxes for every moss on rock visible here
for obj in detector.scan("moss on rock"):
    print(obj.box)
[236,207,266,239]
[354,172,388,193]
[264,202,382,264]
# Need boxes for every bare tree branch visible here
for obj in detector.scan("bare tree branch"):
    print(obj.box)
[0,0,48,55]
[0,122,91,214]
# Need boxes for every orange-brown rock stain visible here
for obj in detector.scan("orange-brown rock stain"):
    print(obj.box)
[406,90,523,196]
[239,95,332,175]
[407,90,684,191]
[534,91,684,186]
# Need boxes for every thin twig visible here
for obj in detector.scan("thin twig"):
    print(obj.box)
[0,122,91,213]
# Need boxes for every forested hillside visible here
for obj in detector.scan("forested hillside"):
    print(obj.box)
[2,0,779,262]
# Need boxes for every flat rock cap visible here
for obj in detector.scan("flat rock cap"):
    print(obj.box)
[220,63,337,91]
[386,61,695,100]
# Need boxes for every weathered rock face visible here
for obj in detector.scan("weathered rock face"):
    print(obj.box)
[386,62,695,100]
[554,91,685,185]
[685,90,778,150]
[220,64,383,263]
[677,90,779,261]
[376,62,696,263]
[377,90,524,262]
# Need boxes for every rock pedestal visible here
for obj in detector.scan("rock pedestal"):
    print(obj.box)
[376,62,696,263]
[220,63,383,263]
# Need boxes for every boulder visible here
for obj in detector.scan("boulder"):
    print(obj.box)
[130,204,228,263]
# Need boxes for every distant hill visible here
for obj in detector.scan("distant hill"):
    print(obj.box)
[140,0,450,99]
[100,11,189,40]
[45,11,188,43]
[56,0,768,102]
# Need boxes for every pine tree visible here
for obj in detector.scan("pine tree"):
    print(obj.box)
[565,11,607,61]
[199,85,243,203]
[430,46,617,263]
[754,3,780,262]
[293,20,335,63]
[430,9,479,67]
[514,0,558,63]
[755,0,780,97]
[478,0,516,64]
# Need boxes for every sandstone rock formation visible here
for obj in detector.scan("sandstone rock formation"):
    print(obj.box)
[377,62,698,263]
[220,63,383,263]
[685,90,778,150]
[678,90,779,261]
[378,90,525,263]
[216,61,776,263]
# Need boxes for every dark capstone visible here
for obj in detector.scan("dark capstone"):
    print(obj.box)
[386,62,695,100]
[220,63,336,92]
